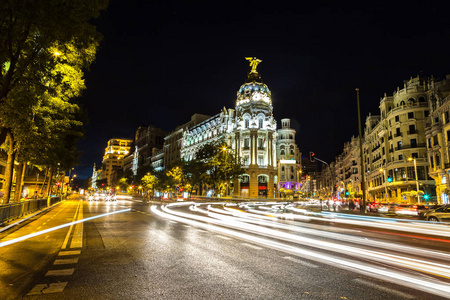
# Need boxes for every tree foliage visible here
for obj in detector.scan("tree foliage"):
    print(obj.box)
[0,0,108,202]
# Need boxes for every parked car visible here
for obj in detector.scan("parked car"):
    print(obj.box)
[426,205,450,222]
[418,204,441,218]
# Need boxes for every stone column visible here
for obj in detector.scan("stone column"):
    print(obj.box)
[250,130,256,165]
[268,132,272,166]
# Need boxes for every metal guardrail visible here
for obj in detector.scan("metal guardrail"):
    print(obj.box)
[0,197,61,225]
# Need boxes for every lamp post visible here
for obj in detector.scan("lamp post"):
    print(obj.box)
[379,168,388,201]
[221,145,229,197]
[408,157,420,204]
[356,88,366,213]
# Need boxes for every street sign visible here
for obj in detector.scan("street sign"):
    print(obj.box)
[402,195,406,200]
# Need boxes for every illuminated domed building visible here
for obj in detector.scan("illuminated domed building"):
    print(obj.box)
[181,58,299,198]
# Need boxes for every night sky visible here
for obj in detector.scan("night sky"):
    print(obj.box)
[75,1,450,179]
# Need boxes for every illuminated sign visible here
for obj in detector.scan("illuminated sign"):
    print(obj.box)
[280,160,296,164]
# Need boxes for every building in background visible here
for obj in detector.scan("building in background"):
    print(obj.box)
[276,118,302,198]
[329,75,439,204]
[181,58,281,198]
[334,136,361,200]
[425,75,450,204]
[101,138,132,186]
[164,113,210,169]
[133,125,166,172]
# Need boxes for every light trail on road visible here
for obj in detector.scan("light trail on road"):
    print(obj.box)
[0,208,131,248]
[152,203,450,298]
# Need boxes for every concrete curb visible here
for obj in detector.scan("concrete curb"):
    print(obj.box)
[0,201,63,233]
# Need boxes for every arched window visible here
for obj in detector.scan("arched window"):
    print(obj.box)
[418,96,426,102]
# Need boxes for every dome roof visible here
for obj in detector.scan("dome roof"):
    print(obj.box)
[237,81,271,95]
[236,57,272,107]
[236,79,272,105]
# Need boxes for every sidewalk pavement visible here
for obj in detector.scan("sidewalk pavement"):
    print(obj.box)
[0,200,64,233]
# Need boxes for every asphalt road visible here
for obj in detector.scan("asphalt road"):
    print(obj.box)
[0,196,449,299]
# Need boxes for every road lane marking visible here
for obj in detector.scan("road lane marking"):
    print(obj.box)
[58,250,81,256]
[353,278,415,299]
[216,235,231,240]
[70,202,83,249]
[183,225,191,228]
[241,243,262,250]
[53,258,79,265]
[283,256,318,268]
[45,269,75,276]
[27,282,68,295]
[62,201,81,249]
[0,203,128,249]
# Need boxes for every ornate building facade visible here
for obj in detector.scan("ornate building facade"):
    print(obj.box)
[329,75,438,203]
[181,58,295,198]
[425,75,450,204]
[276,119,302,197]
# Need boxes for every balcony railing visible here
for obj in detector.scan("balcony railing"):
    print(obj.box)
[394,133,402,137]
[395,143,426,151]
[407,130,417,134]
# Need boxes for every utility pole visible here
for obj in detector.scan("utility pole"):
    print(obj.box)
[356,88,366,213]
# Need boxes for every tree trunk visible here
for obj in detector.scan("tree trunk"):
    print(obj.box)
[13,162,26,202]
[2,129,16,204]
[46,166,54,197]
[40,168,48,197]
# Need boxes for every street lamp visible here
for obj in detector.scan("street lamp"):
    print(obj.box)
[221,145,229,196]
[408,157,421,204]
[379,168,388,201]
[356,88,366,213]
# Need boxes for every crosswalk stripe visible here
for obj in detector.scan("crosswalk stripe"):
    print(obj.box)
[58,250,81,256]
[45,269,75,276]
[27,282,68,295]
[54,258,79,265]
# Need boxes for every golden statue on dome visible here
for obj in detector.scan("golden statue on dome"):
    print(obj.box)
[245,57,262,74]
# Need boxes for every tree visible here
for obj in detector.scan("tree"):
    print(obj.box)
[210,145,243,196]
[166,165,184,195]
[141,174,156,198]
[118,177,129,192]
[0,0,108,203]
[183,141,243,196]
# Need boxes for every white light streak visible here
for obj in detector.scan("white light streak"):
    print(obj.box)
[0,208,131,248]
[151,204,450,298]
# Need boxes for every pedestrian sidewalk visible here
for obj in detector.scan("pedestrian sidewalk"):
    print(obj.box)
[0,200,64,233]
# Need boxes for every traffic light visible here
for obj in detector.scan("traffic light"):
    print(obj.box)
[310,152,315,162]
[423,194,430,200]
[387,176,393,183]
[345,190,350,196]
